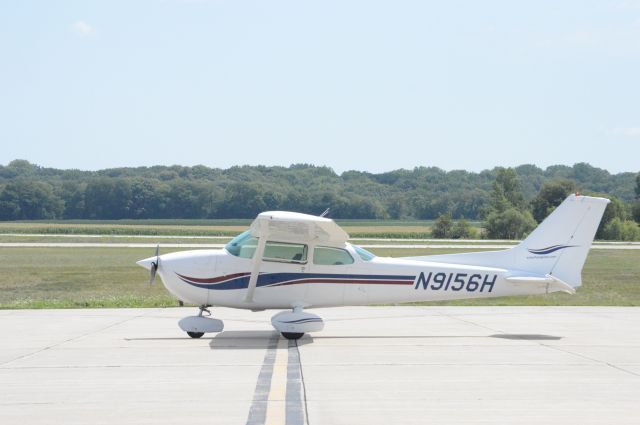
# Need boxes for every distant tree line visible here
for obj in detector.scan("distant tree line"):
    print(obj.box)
[432,168,640,240]
[0,159,638,239]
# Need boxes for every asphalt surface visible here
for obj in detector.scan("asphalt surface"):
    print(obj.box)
[1,307,640,424]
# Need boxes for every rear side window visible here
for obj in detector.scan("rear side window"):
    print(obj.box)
[263,241,308,263]
[313,246,354,265]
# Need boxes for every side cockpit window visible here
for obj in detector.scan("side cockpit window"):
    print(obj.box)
[226,231,308,263]
[264,241,307,264]
[313,246,354,265]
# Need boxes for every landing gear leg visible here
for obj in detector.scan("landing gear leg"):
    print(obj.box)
[198,305,212,317]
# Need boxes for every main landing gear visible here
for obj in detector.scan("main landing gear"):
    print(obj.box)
[271,306,324,340]
[178,305,224,338]
[177,305,324,340]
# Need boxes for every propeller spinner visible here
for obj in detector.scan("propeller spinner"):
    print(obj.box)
[149,245,160,285]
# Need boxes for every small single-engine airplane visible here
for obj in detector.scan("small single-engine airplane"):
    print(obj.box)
[137,194,608,340]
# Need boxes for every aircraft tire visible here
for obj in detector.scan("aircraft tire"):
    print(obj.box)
[187,331,205,339]
[281,332,304,340]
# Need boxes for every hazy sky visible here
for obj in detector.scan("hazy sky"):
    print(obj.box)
[1,1,639,173]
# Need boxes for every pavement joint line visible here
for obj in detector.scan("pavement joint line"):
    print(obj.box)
[432,309,504,334]
[0,312,147,367]
[246,332,279,425]
[295,340,311,425]
[286,339,307,425]
[538,343,640,378]
[265,338,289,425]
[435,309,640,378]
[246,334,306,425]
[0,364,277,370]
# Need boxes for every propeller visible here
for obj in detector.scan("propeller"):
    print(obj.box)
[149,245,160,285]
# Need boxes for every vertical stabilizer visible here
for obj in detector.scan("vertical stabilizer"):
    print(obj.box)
[515,194,609,286]
[404,195,610,288]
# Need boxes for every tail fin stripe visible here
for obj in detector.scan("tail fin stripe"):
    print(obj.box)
[527,245,577,255]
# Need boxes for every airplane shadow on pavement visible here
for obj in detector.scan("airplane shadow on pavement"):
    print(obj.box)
[125,332,562,347]
[209,330,314,349]
[489,334,562,340]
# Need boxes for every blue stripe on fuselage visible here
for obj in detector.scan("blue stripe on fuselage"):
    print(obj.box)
[177,272,416,290]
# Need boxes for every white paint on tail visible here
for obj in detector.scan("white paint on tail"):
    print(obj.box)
[404,195,610,288]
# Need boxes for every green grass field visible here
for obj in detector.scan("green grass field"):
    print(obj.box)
[0,246,637,309]
[6,218,468,227]
[0,220,483,239]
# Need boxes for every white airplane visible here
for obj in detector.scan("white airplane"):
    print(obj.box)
[137,194,609,340]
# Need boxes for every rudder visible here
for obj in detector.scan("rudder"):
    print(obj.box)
[516,194,609,287]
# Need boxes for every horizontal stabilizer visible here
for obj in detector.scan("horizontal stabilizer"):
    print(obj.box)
[505,274,575,294]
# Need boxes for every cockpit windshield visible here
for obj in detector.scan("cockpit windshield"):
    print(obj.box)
[353,245,376,261]
[225,230,258,259]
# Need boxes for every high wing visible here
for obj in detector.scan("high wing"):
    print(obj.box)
[244,211,349,302]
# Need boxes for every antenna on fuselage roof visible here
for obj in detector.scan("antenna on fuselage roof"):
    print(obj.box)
[319,208,330,218]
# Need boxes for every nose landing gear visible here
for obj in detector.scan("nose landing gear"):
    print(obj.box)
[178,305,224,338]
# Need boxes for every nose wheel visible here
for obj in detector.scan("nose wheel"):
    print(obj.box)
[179,305,224,338]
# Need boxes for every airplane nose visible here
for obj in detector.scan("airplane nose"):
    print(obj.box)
[136,257,155,271]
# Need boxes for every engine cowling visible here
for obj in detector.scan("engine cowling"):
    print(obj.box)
[271,310,324,334]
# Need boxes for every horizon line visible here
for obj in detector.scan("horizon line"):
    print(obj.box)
[1,159,637,176]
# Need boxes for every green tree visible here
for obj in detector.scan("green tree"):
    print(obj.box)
[483,168,535,239]
[601,217,640,241]
[83,178,133,219]
[489,167,526,213]
[431,213,453,238]
[485,207,537,239]
[450,217,476,239]
[219,182,267,218]
[166,180,217,218]
[531,179,577,223]
[0,179,64,220]
[586,193,628,239]
[634,173,640,224]
[0,160,637,221]
[632,202,640,224]
[60,181,86,219]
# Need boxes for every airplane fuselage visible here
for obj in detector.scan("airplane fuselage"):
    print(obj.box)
[154,246,550,310]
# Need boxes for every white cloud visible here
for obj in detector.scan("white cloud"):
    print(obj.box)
[611,127,640,137]
[71,21,95,37]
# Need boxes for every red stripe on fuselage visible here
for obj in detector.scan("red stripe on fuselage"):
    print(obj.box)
[176,272,250,284]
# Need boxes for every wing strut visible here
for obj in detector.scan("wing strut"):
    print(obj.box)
[244,236,267,303]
